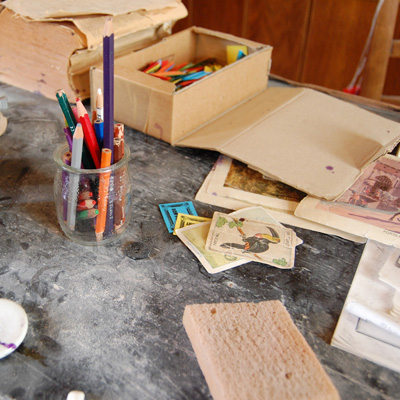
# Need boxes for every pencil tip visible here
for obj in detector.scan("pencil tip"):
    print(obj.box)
[74,123,84,139]
[104,17,113,36]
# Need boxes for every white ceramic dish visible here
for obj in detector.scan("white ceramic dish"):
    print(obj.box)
[0,298,28,359]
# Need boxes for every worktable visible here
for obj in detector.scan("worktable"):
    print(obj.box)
[0,80,399,399]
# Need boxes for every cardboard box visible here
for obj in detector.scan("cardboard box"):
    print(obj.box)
[90,26,400,201]
[90,27,273,144]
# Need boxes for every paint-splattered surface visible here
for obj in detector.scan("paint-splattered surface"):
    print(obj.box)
[0,82,399,400]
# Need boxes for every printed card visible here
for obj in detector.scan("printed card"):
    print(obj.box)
[173,213,211,235]
[175,221,249,274]
[159,201,197,233]
[205,212,298,268]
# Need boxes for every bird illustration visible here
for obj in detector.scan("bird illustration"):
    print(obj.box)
[220,227,280,254]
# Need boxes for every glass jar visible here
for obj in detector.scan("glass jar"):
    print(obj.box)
[53,143,132,245]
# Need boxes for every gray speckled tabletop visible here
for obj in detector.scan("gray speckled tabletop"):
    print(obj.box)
[0,81,399,400]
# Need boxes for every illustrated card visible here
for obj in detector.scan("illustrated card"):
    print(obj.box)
[205,212,298,268]
[206,155,307,212]
[230,207,303,247]
[173,213,211,235]
[159,201,197,233]
[175,221,249,274]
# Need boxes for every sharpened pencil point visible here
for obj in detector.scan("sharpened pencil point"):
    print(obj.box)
[103,17,113,37]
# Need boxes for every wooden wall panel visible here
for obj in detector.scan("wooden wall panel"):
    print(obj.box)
[301,0,377,90]
[246,0,312,80]
[383,7,400,95]
[173,0,400,98]
[173,0,247,36]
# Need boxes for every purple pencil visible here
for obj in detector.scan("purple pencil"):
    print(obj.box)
[103,17,114,164]
[64,127,73,151]
[62,151,71,222]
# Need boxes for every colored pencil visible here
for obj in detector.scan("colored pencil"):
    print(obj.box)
[56,89,76,135]
[78,191,93,201]
[67,123,83,230]
[77,209,99,220]
[56,89,94,169]
[77,199,96,211]
[62,151,72,222]
[113,137,125,230]
[76,98,101,169]
[113,137,123,163]
[113,123,124,142]
[95,148,112,241]
[63,127,73,151]
[94,119,104,149]
[103,17,114,164]
[96,88,104,121]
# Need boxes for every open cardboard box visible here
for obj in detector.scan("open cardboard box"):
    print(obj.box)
[91,28,400,201]
[91,26,272,144]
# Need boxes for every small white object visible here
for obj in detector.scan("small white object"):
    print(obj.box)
[66,391,85,400]
[0,298,28,359]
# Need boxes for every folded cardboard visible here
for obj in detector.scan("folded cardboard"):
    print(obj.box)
[177,86,400,200]
[0,0,187,100]
[90,26,273,144]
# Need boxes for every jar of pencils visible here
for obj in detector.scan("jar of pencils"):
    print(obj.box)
[53,143,132,246]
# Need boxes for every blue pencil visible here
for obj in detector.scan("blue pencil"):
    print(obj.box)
[94,119,104,149]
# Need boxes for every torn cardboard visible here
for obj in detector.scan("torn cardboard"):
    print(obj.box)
[176,87,400,200]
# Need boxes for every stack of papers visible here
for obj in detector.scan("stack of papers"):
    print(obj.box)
[331,240,400,372]
[195,155,365,242]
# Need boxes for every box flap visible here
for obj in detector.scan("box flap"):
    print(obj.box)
[176,87,400,200]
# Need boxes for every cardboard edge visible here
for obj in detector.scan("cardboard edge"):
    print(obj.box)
[191,26,273,51]
[173,86,305,149]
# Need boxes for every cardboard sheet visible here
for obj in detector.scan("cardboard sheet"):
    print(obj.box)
[176,87,400,200]
[2,0,182,19]
[3,0,187,51]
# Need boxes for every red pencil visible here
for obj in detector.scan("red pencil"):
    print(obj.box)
[76,98,101,169]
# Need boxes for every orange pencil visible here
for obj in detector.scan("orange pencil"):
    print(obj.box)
[113,123,125,229]
[95,148,112,241]
[76,98,101,169]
